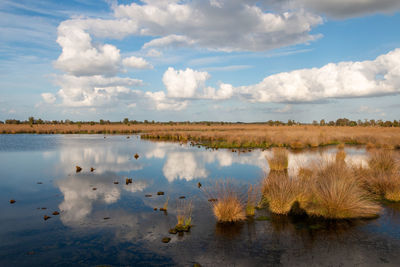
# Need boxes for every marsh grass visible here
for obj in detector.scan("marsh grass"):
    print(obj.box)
[175,199,193,231]
[245,185,257,217]
[267,148,289,171]
[361,149,400,202]
[261,171,309,215]
[306,161,382,219]
[204,181,246,222]
[3,124,399,149]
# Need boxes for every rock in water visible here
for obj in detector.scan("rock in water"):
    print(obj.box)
[76,166,82,173]
[134,153,139,160]
[10,199,16,204]
[162,237,171,243]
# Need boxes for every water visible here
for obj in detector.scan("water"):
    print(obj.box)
[1,134,400,266]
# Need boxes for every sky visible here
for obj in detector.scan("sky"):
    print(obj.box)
[1,0,400,122]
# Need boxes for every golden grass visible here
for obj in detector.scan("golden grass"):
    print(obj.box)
[261,156,382,219]
[360,149,400,202]
[204,181,246,223]
[335,150,346,164]
[261,172,300,215]
[308,163,381,219]
[267,148,289,171]
[2,124,399,149]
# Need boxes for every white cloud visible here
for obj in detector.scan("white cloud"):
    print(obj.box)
[146,49,162,57]
[143,34,196,49]
[113,0,323,52]
[123,56,153,69]
[163,152,208,182]
[239,48,400,103]
[296,0,400,19]
[145,91,188,111]
[52,75,143,107]
[55,20,123,76]
[41,92,56,104]
[163,67,210,98]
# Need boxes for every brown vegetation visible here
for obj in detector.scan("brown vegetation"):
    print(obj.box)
[1,123,399,149]
[267,148,289,171]
[204,181,246,222]
[261,155,385,219]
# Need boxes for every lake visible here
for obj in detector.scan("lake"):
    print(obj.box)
[1,134,400,266]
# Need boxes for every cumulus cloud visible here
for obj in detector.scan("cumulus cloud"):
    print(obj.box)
[239,48,400,103]
[163,152,208,182]
[163,67,210,98]
[41,93,56,104]
[55,20,124,76]
[52,75,143,107]
[123,56,153,69]
[296,0,400,19]
[162,67,234,100]
[113,0,323,52]
[145,91,188,111]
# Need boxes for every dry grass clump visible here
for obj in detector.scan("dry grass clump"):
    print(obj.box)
[361,149,400,202]
[205,181,246,222]
[261,172,307,215]
[335,150,346,164]
[261,158,382,219]
[308,163,381,219]
[267,148,289,171]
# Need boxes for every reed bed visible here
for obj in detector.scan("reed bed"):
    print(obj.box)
[1,124,400,150]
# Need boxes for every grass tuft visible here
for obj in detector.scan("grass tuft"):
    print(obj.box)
[204,181,246,222]
[267,148,289,171]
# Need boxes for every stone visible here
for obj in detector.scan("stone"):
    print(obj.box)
[76,166,82,173]
[161,237,171,243]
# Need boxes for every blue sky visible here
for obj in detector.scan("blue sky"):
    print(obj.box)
[1,0,400,122]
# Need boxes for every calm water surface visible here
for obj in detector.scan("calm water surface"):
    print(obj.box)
[1,135,400,266]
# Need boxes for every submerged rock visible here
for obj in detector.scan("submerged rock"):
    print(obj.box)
[169,228,178,234]
[92,187,97,190]
[145,194,152,197]
[52,211,60,216]
[157,191,164,195]
[162,237,171,243]
[41,207,46,210]
[43,215,51,221]
[104,217,110,220]
[9,199,16,204]
[90,167,95,172]
[179,196,186,199]
[125,178,132,185]
[114,181,119,184]
[134,153,139,160]
[76,166,82,173]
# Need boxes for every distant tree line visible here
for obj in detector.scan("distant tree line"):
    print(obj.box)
[0,117,399,127]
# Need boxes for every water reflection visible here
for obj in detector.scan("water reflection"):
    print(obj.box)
[2,135,400,266]
[57,172,121,224]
